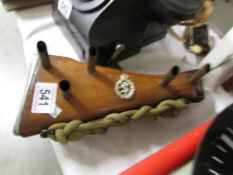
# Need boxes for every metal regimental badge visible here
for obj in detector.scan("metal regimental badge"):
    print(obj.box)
[114,74,135,99]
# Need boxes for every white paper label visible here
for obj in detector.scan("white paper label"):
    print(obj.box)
[58,0,73,20]
[49,105,62,118]
[31,82,57,114]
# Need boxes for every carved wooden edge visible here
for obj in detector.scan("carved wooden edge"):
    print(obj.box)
[14,59,41,136]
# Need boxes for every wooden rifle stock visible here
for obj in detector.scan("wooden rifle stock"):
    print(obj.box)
[14,55,204,137]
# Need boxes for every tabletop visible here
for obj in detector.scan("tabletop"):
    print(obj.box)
[14,4,233,175]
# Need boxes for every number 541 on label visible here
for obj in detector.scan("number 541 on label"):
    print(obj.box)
[31,82,58,114]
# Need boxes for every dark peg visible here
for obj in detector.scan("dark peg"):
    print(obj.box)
[188,63,210,85]
[40,129,54,138]
[87,47,97,73]
[159,66,180,87]
[59,80,72,100]
[37,41,51,69]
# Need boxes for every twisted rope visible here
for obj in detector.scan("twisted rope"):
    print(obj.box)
[45,99,188,144]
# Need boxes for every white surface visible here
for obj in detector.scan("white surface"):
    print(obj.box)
[15,4,233,175]
[0,4,61,175]
[16,5,78,68]
[209,0,233,37]
[199,26,233,68]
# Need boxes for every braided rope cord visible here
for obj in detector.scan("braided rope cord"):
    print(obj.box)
[47,99,188,144]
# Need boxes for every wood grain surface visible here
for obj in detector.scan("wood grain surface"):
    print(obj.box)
[2,0,51,11]
[222,75,233,92]
[19,55,204,137]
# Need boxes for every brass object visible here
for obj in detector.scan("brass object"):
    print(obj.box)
[59,80,72,100]
[87,47,97,73]
[37,41,51,69]
[188,63,210,84]
[159,66,180,87]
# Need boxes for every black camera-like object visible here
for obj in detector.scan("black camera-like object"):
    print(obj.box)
[53,0,204,66]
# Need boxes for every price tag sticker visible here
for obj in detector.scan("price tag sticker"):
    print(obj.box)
[58,0,73,20]
[49,105,62,119]
[31,82,58,114]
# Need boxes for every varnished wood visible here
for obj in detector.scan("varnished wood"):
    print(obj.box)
[222,75,233,92]
[18,55,204,137]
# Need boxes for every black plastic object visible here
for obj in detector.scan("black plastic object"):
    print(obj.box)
[185,24,211,56]
[53,0,204,66]
[193,104,233,175]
